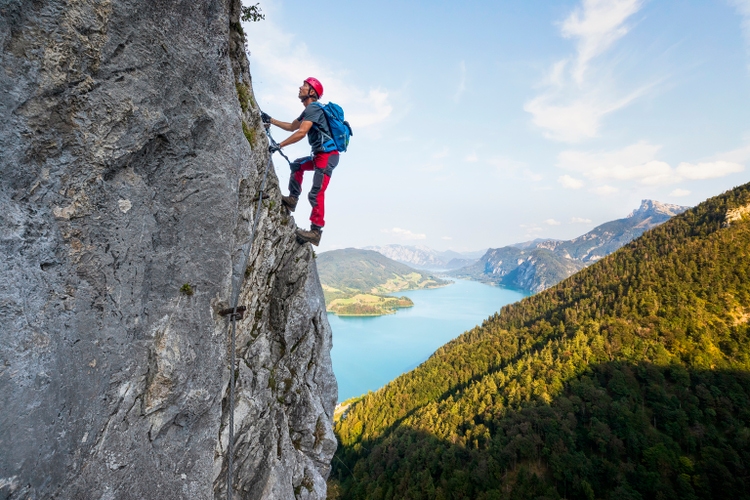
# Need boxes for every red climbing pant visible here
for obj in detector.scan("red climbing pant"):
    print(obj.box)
[288,151,339,227]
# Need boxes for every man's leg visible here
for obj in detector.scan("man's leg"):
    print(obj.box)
[297,152,339,246]
[284,156,313,211]
[307,152,339,228]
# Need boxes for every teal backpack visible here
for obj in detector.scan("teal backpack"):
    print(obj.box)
[316,102,353,153]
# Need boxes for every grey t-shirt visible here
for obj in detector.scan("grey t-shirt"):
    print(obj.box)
[297,103,331,153]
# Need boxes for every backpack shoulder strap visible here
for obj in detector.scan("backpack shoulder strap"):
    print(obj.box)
[310,102,333,136]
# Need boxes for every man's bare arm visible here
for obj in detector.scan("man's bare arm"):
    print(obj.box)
[279,120,313,148]
[270,117,301,132]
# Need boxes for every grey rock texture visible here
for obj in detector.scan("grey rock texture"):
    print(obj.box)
[0,1,336,499]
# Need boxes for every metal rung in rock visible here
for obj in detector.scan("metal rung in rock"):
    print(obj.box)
[219,306,247,320]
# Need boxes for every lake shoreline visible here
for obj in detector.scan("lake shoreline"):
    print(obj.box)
[327,293,414,317]
[330,279,528,402]
[327,281,454,318]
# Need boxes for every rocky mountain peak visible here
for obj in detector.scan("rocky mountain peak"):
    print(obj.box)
[454,199,689,293]
[628,199,690,218]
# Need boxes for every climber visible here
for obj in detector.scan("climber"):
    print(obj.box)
[261,77,337,246]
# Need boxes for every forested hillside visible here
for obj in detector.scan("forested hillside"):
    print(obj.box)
[318,248,445,295]
[331,184,750,499]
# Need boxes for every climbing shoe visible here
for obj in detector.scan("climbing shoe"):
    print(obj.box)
[296,226,322,246]
[281,195,298,212]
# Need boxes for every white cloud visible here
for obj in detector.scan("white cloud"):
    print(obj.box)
[545,219,562,226]
[465,152,479,163]
[592,185,619,195]
[525,97,601,142]
[525,86,651,143]
[441,236,453,241]
[243,4,392,128]
[571,217,593,223]
[558,141,746,187]
[676,161,744,180]
[454,61,467,103]
[670,189,691,197]
[524,0,650,142]
[561,0,644,83]
[559,174,584,189]
[558,141,673,184]
[381,227,426,240]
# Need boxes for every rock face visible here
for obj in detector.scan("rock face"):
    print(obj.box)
[0,1,336,499]
[453,200,690,293]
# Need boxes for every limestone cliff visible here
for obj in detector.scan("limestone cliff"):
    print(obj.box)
[0,1,337,499]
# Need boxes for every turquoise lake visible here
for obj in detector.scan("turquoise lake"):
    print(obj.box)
[329,279,528,402]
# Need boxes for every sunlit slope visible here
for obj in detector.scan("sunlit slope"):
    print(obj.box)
[332,183,750,500]
[317,248,449,316]
[317,248,446,298]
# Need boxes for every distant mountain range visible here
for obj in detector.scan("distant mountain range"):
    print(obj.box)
[363,244,486,270]
[451,200,689,293]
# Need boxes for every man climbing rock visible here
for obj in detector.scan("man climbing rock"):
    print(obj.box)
[262,77,338,246]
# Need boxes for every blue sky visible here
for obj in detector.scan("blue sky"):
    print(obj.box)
[243,0,750,253]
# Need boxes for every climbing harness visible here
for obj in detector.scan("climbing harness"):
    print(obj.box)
[218,122,282,500]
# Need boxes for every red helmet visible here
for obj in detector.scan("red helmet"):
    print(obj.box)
[304,77,324,98]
